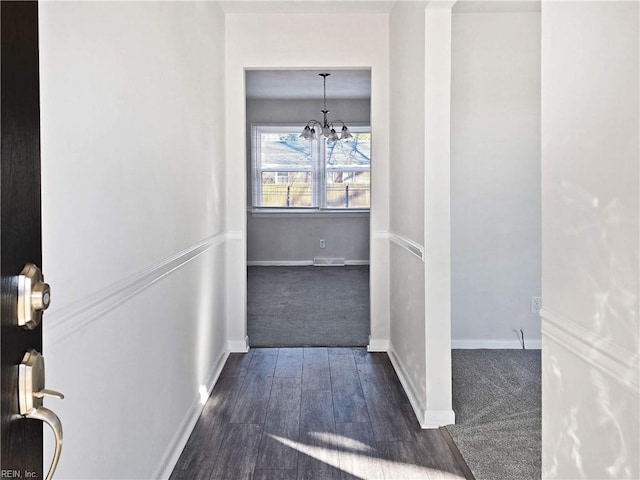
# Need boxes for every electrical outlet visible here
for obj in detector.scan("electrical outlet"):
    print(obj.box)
[531,296,542,314]
[319,239,325,249]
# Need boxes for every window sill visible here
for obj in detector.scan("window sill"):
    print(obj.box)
[248,208,370,219]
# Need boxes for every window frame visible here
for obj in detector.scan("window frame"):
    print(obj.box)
[251,123,371,212]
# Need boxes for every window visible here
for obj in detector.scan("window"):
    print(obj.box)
[252,125,371,210]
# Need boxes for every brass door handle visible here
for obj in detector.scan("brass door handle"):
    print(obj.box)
[17,263,51,329]
[19,350,64,480]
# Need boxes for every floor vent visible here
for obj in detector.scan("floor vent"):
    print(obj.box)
[313,257,346,267]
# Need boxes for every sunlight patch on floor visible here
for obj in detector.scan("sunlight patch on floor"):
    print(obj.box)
[307,431,376,453]
[270,433,466,479]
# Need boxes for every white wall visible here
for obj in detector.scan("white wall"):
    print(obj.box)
[246,98,370,264]
[225,12,390,351]
[388,1,454,427]
[541,1,639,478]
[39,2,227,478]
[389,0,428,423]
[451,11,541,348]
[423,2,455,427]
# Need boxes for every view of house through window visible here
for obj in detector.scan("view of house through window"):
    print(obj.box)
[252,125,371,209]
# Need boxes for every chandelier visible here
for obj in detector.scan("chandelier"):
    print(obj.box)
[300,73,353,142]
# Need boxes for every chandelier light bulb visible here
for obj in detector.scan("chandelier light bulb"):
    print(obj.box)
[340,125,353,140]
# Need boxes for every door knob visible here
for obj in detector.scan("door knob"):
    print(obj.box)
[19,349,64,480]
[17,263,51,329]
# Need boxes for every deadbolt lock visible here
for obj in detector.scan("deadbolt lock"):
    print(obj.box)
[17,263,51,329]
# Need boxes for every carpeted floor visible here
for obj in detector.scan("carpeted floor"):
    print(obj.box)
[247,266,370,347]
[446,349,541,480]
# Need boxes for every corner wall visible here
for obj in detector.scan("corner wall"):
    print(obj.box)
[388,1,454,427]
[39,2,227,477]
[388,0,428,423]
[541,2,639,477]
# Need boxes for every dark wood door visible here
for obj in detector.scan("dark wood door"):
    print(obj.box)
[1,1,44,475]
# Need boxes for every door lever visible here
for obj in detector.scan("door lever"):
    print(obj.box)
[34,389,65,400]
[19,350,64,480]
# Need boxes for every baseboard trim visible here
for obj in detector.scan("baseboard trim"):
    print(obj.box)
[346,260,370,266]
[387,346,427,427]
[542,308,639,394]
[153,349,229,480]
[388,345,455,429]
[247,260,313,266]
[367,337,389,352]
[451,339,542,350]
[228,336,250,352]
[247,260,370,267]
[46,232,227,346]
[424,409,456,428]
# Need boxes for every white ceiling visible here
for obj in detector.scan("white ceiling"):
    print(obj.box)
[221,0,540,15]
[220,1,395,14]
[237,0,539,100]
[453,1,541,13]
[245,70,372,100]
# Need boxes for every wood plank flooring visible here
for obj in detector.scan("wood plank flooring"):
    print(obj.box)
[171,348,469,480]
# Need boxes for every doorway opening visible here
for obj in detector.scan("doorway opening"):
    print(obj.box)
[244,69,372,347]
[447,4,542,479]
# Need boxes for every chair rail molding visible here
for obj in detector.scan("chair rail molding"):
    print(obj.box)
[541,308,639,394]
[372,230,425,261]
[45,232,229,345]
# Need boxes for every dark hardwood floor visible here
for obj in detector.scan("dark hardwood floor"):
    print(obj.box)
[171,347,470,480]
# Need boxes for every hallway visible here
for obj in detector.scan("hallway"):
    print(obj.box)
[171,348,470,480]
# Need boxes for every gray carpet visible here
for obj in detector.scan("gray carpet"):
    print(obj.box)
[247,266,369,347]
[446,349,541,480]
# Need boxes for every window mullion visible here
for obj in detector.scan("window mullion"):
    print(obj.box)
[318,139,326,208]
[310,139,319,208]
[253,126,262,207]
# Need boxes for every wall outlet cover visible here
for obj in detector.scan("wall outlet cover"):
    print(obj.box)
[530,296,542,314]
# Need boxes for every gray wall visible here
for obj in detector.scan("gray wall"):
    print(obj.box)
[451,11,541,346]
[246,98,371,264]
[248,212,369,264]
